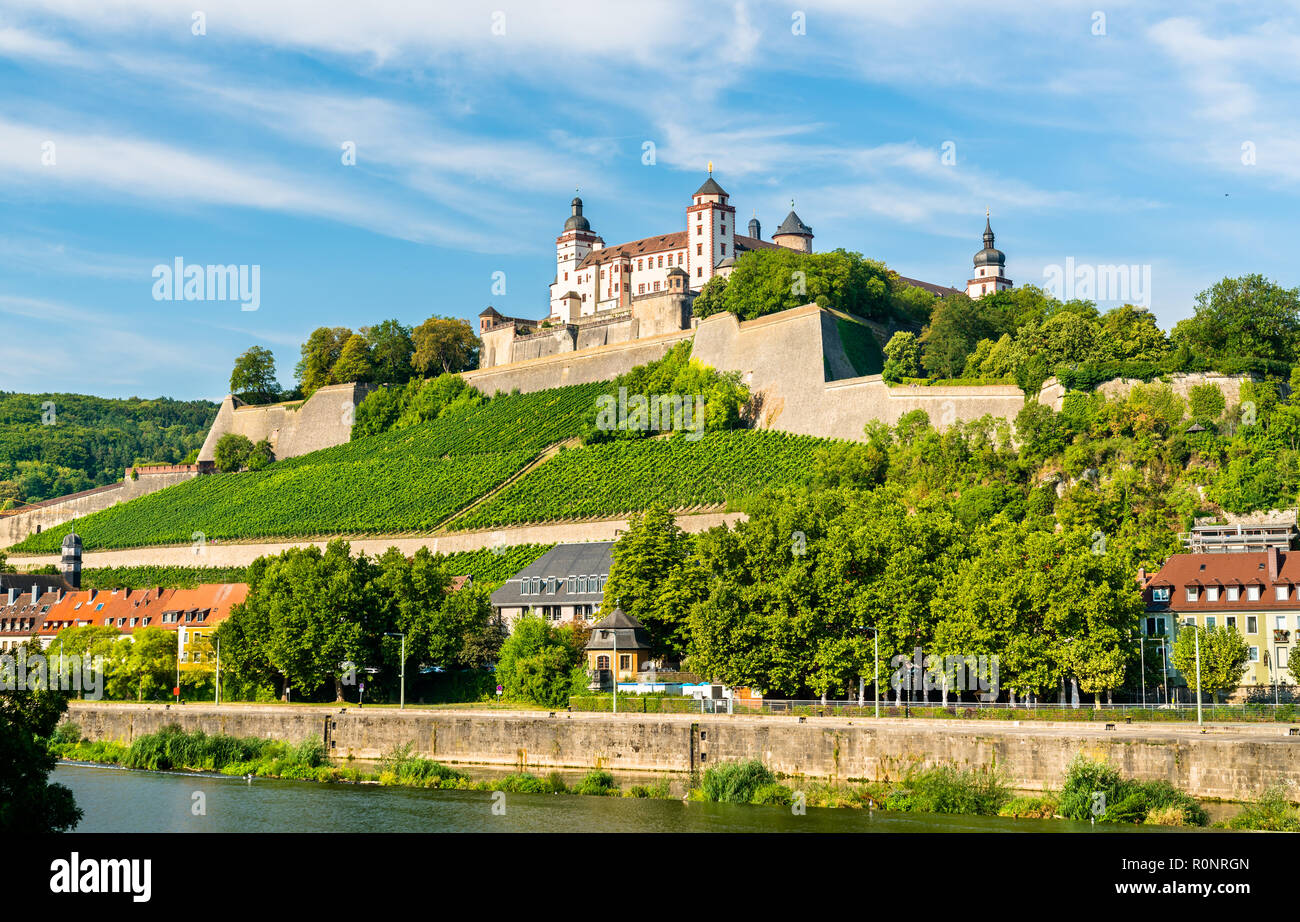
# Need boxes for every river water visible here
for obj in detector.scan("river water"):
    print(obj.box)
[54,763,1196,833]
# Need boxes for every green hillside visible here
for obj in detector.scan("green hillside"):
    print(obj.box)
[0,392,216,509]
[11,368,825,552]
[9,383,652,553]
[453,430,827,530]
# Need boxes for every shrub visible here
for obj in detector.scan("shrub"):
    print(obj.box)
[1059,756,1207,826]
[750,782,794,806]
[493,773,550,794]
[626,779,673,799]
[573,770,618,797]
[213,433,254,473]
[698,760,777,804]
[1222,787,1300,831]
[999,795,1058,819]
[883,765,1009,815]
[52,721,81,745]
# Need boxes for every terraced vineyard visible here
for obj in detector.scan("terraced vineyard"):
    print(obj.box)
[14,449,531,551]
[12,384,609,553]
[10,381,829,553]
[381,381,608,456]
[453,430,827,530]
[440,544,553,587]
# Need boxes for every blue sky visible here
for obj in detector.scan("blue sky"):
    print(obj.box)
[1,1,1297,400]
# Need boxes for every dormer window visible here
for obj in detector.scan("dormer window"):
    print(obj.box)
[1248,585,1261,601]
[1227,586,1240,601]
[1206,586,1220,602]
[1277,585,1290,601]
[1153,587,1171,603]
[1186,587,1199,602]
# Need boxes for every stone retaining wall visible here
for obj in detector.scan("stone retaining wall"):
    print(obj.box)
[66,702,1300,800]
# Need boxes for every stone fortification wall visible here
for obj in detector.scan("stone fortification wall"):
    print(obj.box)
[197,382,370,465]
[0,470,199,550]
[1038,372,1251,411]
[461,328,693,396]
[692,306,1027,440]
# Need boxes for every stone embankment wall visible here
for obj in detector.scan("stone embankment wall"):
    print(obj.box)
[197,382,371,465]
[0,470,199,550]
[66,702,1300,801]
[5,512,745,571]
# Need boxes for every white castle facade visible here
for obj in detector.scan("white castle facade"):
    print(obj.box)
[477,170,1010,370]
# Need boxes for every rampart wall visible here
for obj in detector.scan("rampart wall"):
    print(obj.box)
[197,382,371,464]
[0,470,199,550]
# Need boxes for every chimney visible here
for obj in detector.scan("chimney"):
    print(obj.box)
[1269,546,1281,583]
[31,586,39,605]
[6,588,16,606]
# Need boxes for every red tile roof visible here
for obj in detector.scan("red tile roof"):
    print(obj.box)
[578,232,687,269]
[1145,550,1300,611]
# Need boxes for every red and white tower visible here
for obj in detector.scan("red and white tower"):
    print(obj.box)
[685,163,735,290]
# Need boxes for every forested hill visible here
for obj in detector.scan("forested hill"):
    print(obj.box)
[0,392,217,508]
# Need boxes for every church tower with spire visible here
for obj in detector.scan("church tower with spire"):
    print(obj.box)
[966,212,1011,298]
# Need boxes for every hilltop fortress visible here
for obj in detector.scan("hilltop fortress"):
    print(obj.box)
[464,170,1036,437]
[478,169,974,372]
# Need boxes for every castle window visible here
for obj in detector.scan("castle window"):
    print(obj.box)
[720,244,726,255]
[696,244,703,256]
[657,256,663,267]
[638,284,645,294]
[696,225,702,235]
[637,259,643,270]
[697,267,703,277]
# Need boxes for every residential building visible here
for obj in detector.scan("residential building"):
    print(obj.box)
[1142,544,1300,691]
[0,581,247,664]
[489,541,614,629]
[585,607,653,689]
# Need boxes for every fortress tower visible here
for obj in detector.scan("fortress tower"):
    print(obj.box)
[772,202,814,253]
[966,212,1012,298]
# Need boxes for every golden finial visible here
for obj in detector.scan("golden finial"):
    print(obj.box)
[707,160,713,174]
[986,206,990,217]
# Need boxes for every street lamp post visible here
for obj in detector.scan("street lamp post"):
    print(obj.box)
[1194,627,1203,727]
[384,633,406,709]
[603,629,618,715]
[861,627,881,719]
[1138,636,1146,708]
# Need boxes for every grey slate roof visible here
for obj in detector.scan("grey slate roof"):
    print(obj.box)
[694,176,727,197]
[776,209,812,236]
[0,573,72,594]
[490,541,615,608]
[586,607,652,650]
